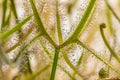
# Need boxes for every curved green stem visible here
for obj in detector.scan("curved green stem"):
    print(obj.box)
[50,48,59,80]
[100,23,120,63]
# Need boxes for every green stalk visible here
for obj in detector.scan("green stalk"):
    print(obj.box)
[29,0,56,47]
[60,0,97,48]
[76,40,120,75]
[40,39,75,80]
[100,23,120,63]
[105,0,120,23]
[0,15,32,41]
[50,48,59,80]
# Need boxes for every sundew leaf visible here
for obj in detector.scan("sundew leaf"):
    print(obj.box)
[56,1,86,79]
[76,40,120,76]
[62,50,87,80]
[72,51,84,78]
[57,1,97,78]
[40,38,52,59]
[29,0,45,32]
[29,0,56,47]
[0,15,32,41]
[13,34,42,74]
[26,64,50,80]
[80,3,97,36]
[58,64,76,80]
[60,0,97,48]
[105,0,120,23]
[100,23,120,63]
[7,28,33,53]
[106,6,113,34]
[56,0,63,44]
[1,0,7,28]
[14,33,42,63]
